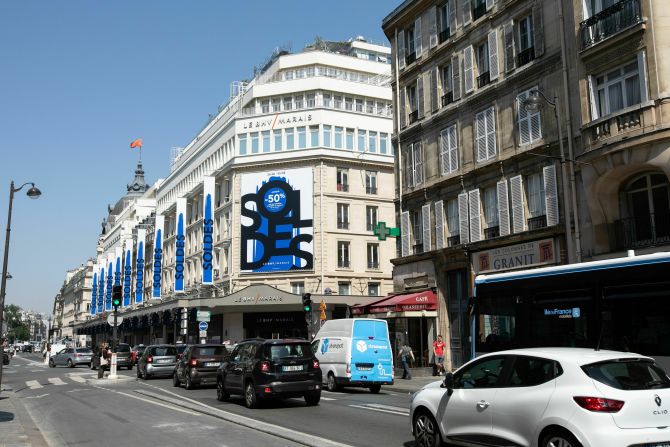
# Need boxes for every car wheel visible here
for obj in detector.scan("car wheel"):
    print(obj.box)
[49,359,55,368]
[326,373,339,392]
[369,384,381,394]
[67,359,74,368]
[413,410,442,447]
[244,382,258,409]
[540,430,582,447]
[185,372,194,390]
[172,372,180,387]
[216,378,230,402]
[304,391,321,406]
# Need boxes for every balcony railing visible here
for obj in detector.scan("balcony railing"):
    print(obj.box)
[517,46,535,67]
[337,183,349,192]
[580,0,642,49]
[439,28,450,44]
[477,71,491,89]
[408,110,419,125]
[447,235,461,247]
[413,243,424,254]
[473,2,487,21]
[366,186,377,194]
[614,213,670,250]
[528,215,548,230]
[484,226,500,239]
[441,91,454,107]
[337,221,349,230]
[405,51,417,66]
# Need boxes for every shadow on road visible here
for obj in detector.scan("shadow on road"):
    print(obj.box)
[0,410,15,422]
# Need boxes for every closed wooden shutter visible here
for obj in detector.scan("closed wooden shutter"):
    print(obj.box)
[485,107,496,159]
[417,76,425,119]
[400,86,407,128]
[468,189,482,242]
[518,90,531,145]
[510,175,526,232]
[497,180,510,236]
[587,75,599,120]
[429,6,438,48]
[463,45,474,94]
[488,29,499,81]
[440,128,450,175]
[462,0,472,26]
[448,125,458,173]
[435,200,445,249]
[401,211,411,257]
[504,21,515,72]
[422,204,432,252]
[543,165,559,226]
[414,141,424,185]
[451,54,461,100]
[404,145,413,188]
[458,192,470,243]
[398,30,406,70]
[431,67,439,113]
[533,6,544,57]
[415,17,423,57]
[449,0,458,33]
[475,110,487,162]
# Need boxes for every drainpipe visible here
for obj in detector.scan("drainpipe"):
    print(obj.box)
[320,160,324,293]
[394,28,403,215]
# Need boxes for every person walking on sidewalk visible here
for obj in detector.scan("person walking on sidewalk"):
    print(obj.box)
[398,343,415,379]
[97,343,109,379]
[432,335,446,375]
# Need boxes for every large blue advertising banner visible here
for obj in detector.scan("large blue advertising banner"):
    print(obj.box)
[123,239,132,307]
[175,198,186,293]
[202,176,215,285]
[135,229,145,304]
[152,215,164,299]
[97,256,104,313]
[240,167,313,273]
[106,253,114,311]
[90,265,98,316]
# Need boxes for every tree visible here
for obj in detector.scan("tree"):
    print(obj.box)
[5,304,22,329]
[8,324,29,343]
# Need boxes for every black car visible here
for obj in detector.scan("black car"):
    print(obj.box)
[173,344,228,389]
[216,338,322,408]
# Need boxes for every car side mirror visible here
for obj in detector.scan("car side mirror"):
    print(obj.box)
[441,372,454,392]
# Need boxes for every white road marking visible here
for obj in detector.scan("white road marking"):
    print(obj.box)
[26,380,43,390]
[320,396,336,401]
[66,388,92,393]
[366,403,410,413]
[348,403,409,416]
[26,393,49,399]
[69,375,86,383]
[48,377,67,386]
[93,385,202,416]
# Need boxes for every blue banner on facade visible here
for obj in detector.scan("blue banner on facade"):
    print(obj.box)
[97,261,105,313]
[175,198,186,293]
[152,215,164,299]
[202,176,215,285]
[123,240,132,307]
[106,254,114,311]
[135,229,145,304]
[91,268,98,315]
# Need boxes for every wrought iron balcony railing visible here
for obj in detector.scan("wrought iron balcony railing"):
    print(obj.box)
[484,226,500,239]
[614,213,670,250]
[517,46,535,67]
[447,235,461,247]
[405,51,417,66]
[580,0,642,49]
[439,28,450,44]
[473,3,487,21]
[527,214,548,230]
[441,91,454,107]
[408,110,419,125]
[477,71,491,89]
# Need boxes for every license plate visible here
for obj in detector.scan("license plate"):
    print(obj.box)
[282,365,303,372]
[157,359,171,364]
[204,362,220,367]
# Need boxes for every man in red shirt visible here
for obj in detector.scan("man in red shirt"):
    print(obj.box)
[432,335,445,375]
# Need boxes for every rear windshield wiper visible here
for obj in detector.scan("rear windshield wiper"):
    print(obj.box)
[646,380,668,389]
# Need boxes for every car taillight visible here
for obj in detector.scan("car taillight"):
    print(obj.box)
[259,361,270,373]
[146,356,153,363]
[346,363,351,374]
[177,354,182,360]
[189,358,197,367]
[312,359,319,369]
[573,396,625,412]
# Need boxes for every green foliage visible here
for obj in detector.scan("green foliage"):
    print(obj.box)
[8,323,29,343]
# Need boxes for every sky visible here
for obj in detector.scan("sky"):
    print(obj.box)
[0,0,396,314]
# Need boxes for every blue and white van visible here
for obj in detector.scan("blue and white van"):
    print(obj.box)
[312,318,393,393]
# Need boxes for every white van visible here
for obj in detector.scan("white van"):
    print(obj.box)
[312,318,393,393]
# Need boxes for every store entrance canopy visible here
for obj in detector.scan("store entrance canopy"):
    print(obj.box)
[352,290,437,315]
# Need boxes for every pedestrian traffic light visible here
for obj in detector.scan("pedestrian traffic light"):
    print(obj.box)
[302,293,312,312]
[112,285,122,310]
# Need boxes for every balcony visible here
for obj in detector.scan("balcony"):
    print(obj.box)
[477,71,491,89]
[473,2,487,21]
[408,110,419,125]
[484,226,500,239]
[580,0,642,50]
[614,213,670,250]
[337,221,349,230]
[527,215,548,230]
[441,91,454,107]
[405,51,417,66]
[439,28,450,44]
[585,105,646,149]
[517,47,535,67]
[337,183,349,192]
[447,235,461,247]
[366,186,377,194]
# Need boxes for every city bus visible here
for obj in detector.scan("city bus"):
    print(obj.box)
[472,251,670,369]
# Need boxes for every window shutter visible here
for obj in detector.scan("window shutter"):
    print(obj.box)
[587,75,599,120]
[401,211,411,257]
[463,45,474,94]
[458,192,470,243]
[543,165,559,226]
[440,129,449,175]
[486,107,496,159]
[510,175,526,232]
[504,21,515,72]
[417,76,425,119]
[486,0,494,10]
[435,200,445,249]
[468,189,482,242]
[530,100,542,142]
[476,111,487,162]
[431,68,439,113]
[422,204,432,252]
[398,30,406,70]
[400,86,407,127]
[518,90,531,145]
[462,0,472,26]
[638,51,649,103]
[488,29,499,81]
[449,125,459,173]
[449,0,458,33]
[451,54,461,100]
[414,141,424,185]
[497,180,510,236]
[533,6,544,57]
[404,145,413,188]
[415,17,423,57]
[429,7,438,49]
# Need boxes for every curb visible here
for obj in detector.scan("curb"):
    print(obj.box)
[86,375,136,386]
[134,388,354,447]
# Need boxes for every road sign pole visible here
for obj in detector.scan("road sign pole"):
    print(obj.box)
[109,309,118,379]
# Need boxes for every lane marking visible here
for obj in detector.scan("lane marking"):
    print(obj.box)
[92,385,201,416]
[48,377,67,386]
[366,403,410,413]
[67,388,92,393]
[69,375,86,383]
[320,396,336,401]
[26,393,49,399]
[348,404,409,417]
[26,380,43,390]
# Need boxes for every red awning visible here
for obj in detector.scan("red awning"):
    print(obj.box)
[366,291,437,314]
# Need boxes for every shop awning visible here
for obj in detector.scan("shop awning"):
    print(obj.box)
[352,290,437,315]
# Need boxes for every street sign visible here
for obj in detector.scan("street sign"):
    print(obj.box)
[107,315,123,326]
[198,321,208,331]
[196,310,211,322]
[199,330,207,338]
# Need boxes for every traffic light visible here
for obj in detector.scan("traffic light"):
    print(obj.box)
[112,285,122,310]
[302,293,312,312]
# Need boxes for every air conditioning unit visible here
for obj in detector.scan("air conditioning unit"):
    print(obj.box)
[214,269,220,279]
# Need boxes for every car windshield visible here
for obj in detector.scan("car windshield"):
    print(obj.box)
[151,346,177,356]
[117,345,131,353]
[194,346,227,356]
[76,349,92,354]
[582,359,670,390]
[264,343,312,360]
[176,345,188,353]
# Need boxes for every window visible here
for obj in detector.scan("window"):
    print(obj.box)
[337,168,348,192]
[472,0,487,21]
[334,95,342,109]
[366,100,374,114]
[517,88,542,145]
[509,356,557,387]
[483,186,499,236]
[239,134,247,155]
[310,125,319,147]
[376,101,385,115]
[345,97,353,111]
[476,41,490,88]
[438,2,451,43]
[358,129,366,152]
[355,98,363,112]
[338,281,351,294]
[380,133,388,154]
[323,125,331,147]
[271,98,280,112]
[440,125,459,175]
[337,203,349,229]
[365,171,378,195]
[527,172,547,218]
[261,100,269,114]
[593,58,642,118]
[250,132,259,154]
[291,282,305,294]
[407,83,418,122]
[447,198,460,240]
[323,93,332,108]
[368,283,380,296]
[454,356,506,389]
[405,141,424,187]
[274,129,282,151]
[262,131,270,153]
[337,242,350,268]
[618,173,670,246]
[283,96,293,111]
[475,107,497,162]
[346,128,355,150]
[294,95,304,109]
[286,128,295,150]
[368,131,377,153]
[307,93,315,108]
[297,126,306,149]
[405,24,416,59]
[412,210,423,252]
[441,63,453,106]
[517,14,535,66]
[367,243,379,269]
[334,126,343,148]
[366,206,378,231]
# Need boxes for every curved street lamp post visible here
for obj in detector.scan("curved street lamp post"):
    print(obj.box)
[0,181,41,393]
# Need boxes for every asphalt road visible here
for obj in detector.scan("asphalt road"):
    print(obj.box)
[3,352,417,447]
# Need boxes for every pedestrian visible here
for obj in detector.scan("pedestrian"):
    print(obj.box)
[432,335,445,375]
[398,342,414,379]
[43,343,51,365]
[98,343,109,379]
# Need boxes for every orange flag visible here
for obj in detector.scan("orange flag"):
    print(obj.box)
[130,138,143,149]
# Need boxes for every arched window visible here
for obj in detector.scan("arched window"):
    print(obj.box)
[618,173,670,247]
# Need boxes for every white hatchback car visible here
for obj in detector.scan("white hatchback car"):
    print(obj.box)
[410,348,670,447]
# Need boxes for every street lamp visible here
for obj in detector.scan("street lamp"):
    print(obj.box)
[522,90,580,263]
[0,181,41,393]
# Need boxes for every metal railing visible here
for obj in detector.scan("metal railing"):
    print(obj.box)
[441,91,454,107]
[484,226,500,239]
[517,46,535,67]
[337,221,349,230]
[408,110,419,125]
[527,215,548,230]
[447,235,461,247]
[439,28,450,44]
[473,3,487,21]
[614,213,670,250]
[367,262,379,270]
[338,260,350,268]
[405,51,417,66]
[477,71,491,89]
[337,183,349,192]
[580,0,642,49]
[366,186,377,194]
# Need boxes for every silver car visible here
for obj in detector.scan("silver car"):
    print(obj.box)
[137,345,178,380]
[49,347,93,368]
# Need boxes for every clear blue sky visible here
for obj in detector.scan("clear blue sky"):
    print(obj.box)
[0,0,395,315]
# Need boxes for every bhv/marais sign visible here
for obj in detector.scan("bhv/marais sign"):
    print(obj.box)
[473,238,556,274]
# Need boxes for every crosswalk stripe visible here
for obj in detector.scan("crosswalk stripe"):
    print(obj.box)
[26,380,43,390]
[320,396,336,401]
[69,375,86,383]
[48,377,67,386]
[348,403,409,416]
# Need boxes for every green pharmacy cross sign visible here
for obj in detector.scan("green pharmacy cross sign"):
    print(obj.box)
[373,221,400,241]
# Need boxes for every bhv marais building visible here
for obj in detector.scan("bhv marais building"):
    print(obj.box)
[76,37,401,345]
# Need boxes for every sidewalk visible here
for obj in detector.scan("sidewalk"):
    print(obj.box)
[0,391,48,447]
[383,367,445,394]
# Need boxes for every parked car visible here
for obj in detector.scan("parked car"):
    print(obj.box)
[22,344,33,353]
[173,344,228,389]
[216,338,322,408]
[137,345,178,380]
[49,347,93,368]
[131,344,146,365]
[410,348,670,447]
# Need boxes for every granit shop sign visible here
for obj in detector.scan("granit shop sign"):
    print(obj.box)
[473,238,556,274]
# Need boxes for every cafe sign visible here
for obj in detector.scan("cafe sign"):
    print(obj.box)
[473,238,556,274]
